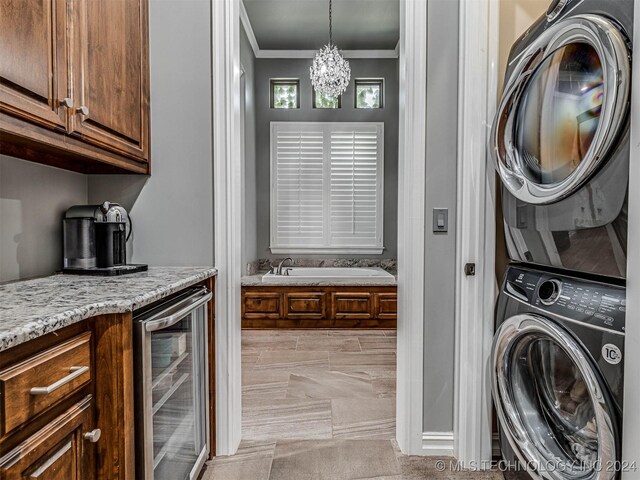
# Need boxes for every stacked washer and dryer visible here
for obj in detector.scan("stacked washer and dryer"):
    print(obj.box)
[489,1,632,479]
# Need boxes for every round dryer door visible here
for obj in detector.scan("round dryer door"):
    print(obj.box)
[491,14,630,205]
[492,314,618,480]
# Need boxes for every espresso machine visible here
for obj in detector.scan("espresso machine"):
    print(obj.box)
[63,201,147,275]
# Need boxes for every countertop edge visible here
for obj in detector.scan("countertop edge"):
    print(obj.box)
[0,268,217,353]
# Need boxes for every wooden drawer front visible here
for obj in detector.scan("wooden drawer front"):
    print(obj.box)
[243,293,282,319]
[0,396,94,480]
[0,333,92,434]
[285,293,327,319]
[375,293,398,319]
[332,293,374,320]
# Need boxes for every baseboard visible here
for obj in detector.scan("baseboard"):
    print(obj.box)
[422,432,455,456]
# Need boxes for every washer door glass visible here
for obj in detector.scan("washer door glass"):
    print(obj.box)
[513,338,598,466]
[492,314,617,480]
[515,43,603,186]
[491,15,630,205]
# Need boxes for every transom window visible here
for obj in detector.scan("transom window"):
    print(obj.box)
[270,79,300,109]
[270,122,384,254]
[313,89,341,109]
[355,79,384,109]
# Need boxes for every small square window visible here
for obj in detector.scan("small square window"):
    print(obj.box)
[313,89,341,109]
[270,79,300,109]
[355,79,383,109]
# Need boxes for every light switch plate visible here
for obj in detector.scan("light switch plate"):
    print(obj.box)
[433,208,448,233]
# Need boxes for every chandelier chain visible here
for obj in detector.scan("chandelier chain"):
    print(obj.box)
[329,0,332,45]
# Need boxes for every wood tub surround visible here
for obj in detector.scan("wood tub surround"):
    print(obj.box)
[0,0,150,174]
[242,286,397,328]
[0,276,216,479]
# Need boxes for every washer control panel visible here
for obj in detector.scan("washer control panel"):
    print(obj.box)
[504,266,626,333]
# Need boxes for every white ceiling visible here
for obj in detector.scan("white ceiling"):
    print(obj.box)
[242,0,400,51]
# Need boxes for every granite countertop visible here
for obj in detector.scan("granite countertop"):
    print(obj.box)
[241,272,398,287]
[0,266,217,352]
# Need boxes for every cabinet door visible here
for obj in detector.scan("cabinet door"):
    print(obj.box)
[71,0,149,161]
[284,293,327,320]
[0,0,70,131]
[0,396,96,480]
[374,293,397,320]
[331,293,374,320]
[242,292,283,319]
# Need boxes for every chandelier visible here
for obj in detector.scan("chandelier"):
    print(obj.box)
[310,0,351,97]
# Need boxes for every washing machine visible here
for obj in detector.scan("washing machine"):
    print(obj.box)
[492,264,625,480]
[491,0,633,279]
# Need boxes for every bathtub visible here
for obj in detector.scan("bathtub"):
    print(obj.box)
[261,267,395,284]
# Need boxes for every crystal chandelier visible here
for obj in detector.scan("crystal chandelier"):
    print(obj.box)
[310,0,351,97]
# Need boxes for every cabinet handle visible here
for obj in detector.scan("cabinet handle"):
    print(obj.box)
[60,97,73,109]
[29,366,89,395]
[76,105,89,116]
[84,428,102,443]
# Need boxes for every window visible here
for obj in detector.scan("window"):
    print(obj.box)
[313,89,341,109]
[355,79,384,109]
[270,79,300,109]
[270,122,384,254]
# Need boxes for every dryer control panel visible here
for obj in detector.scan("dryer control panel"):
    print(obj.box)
[504,266,626,334]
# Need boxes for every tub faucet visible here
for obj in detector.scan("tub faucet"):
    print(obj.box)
[275,257,293,275]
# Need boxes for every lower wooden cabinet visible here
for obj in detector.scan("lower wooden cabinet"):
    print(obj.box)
[242,286,397,328]
[0,396,96,480]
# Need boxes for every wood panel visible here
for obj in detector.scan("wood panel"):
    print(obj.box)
[0,396,95,480]
[0,333,92,435]
[90,313,135,480]
[72,0,149,161]
[331,293,374,320]
[375,293,398,320]
[284,292,327,320]
[242,286,397,329]
[242,292,283,319]
[205,276,216,460]
[0,0,69,131]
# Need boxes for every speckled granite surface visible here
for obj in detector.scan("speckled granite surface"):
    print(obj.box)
[0,267,217,352]
[241,273,398,287]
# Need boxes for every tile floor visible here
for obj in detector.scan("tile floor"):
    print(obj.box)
[201,329,503,480]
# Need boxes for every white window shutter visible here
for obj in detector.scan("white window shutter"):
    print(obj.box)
[271,124,325,248]
[270,122,384,254]
[329,124,383,248]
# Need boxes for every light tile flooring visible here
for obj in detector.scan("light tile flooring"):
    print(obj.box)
[201,329,503,480]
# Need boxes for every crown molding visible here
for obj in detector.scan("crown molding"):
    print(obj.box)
[239,0,399,59]
[239,0,260,57]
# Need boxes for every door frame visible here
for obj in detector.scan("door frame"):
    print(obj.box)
[452,0,499,466]
[212,0,243,455]
[211,0,500,460]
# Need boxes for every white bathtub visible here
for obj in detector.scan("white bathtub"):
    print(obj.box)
[261,267,395,284]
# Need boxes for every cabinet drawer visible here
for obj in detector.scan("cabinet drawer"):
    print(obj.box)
[0,395,95,480]
[331,293,374,320]
[375,293,397,320]
[0,332,92,434]
[242,293,282,319]
[284,293,327,319]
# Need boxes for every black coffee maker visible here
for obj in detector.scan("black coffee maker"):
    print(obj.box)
[63,201,147,275]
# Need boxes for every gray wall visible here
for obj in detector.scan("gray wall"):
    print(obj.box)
[241,24,258,271]
[423,0,459,433]
[0,156,88,282]
[88,0,214,267]
[253,58,399,260]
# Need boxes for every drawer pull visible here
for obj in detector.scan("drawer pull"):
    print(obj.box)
[84,428,102,443]
[29,366,89,395]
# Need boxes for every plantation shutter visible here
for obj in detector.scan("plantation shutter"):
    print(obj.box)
[329,124,383,247]
[270,122,384,253]
[271,124,325,248]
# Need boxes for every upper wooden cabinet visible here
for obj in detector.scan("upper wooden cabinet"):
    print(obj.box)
[0,0,150,174]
